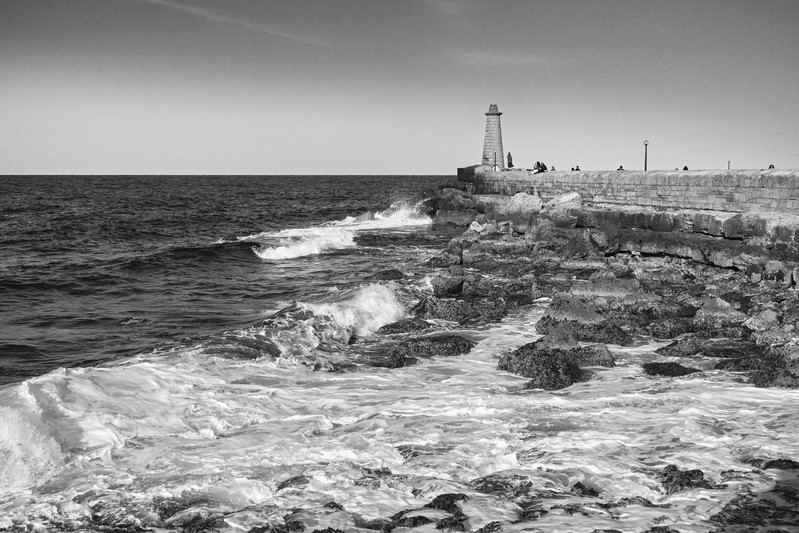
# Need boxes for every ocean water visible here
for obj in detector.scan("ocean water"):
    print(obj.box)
[1,175,798,531]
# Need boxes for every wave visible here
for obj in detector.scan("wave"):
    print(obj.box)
[242,199,433,261]
[252,227,356,260]
[298,283,406,337]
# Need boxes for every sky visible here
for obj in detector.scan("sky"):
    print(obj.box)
[1,0,798,175]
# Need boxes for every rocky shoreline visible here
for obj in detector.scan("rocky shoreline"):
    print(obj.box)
[267,184,799,533]
[395,182,799,392]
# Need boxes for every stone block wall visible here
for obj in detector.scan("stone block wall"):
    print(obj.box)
[457,166,799,214]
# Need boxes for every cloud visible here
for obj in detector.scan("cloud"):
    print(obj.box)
[126,0,330,47]
[456,50,556,68]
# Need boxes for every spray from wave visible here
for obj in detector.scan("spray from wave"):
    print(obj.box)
[245,199,433,260]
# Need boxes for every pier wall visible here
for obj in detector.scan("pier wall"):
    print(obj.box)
[457,166,799,214]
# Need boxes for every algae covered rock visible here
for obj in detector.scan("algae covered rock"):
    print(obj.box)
[497,343,583,390]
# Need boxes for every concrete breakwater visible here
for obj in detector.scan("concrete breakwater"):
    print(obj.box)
[457,166,799,214]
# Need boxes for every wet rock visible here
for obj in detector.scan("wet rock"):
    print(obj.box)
[203,334,282,360]
[426,493,468,516]
[385,493,468,532]
[369,351,413,369]
[694,295,749,329]
[276,475,310,491]
[310,529,344,533]
[428,251,462,267]
[432,274,465,296]
[435,208,479,226]
[474,522,503,533]
[536,298,631,346]
[376,317,432,335]
[516,501,549,521]
[469,473,533,500]
[571,481,600,497]
[497,343,583,390]
[655,336,703,358]
[535,334,616,367]
[746,457,799,470]
[642,362,702,377]
[648,318,698,339]
[709,478,799,529]
[387,334,474,358]
[365,269,405,281]
[596,497,669,510]
[411,296,508,323]
[658,464,718,494]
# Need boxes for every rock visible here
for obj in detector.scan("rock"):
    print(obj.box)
[432,274,465,296]
[744,309,780,332]
[536,298,632,346]
[369,350,412,369]
[535,334,616,367]
[426,493,469,516]
[435,208,479,226]
[469,473,533,500]
[642,362,702,377]
[658,464,717,494]
[411,296,508,323]
[693,213,725,236]
[709,478,799,528]
[376,318,432,334]
[497,343,584,390]
[655,336,703,358]
[428,252,462,268]
[484,192,543,233]
[365,268,405,280]
[546,191,583,209]
[694,295,749,328]
[648,318,697,339]
[571,481,601,497]
[387,334,475,358]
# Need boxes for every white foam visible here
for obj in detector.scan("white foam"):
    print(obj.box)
[0,385,64,493]
[3,299,799,529]
[252,227,355,260]
[300,283,406,336]
[241,200,432,260]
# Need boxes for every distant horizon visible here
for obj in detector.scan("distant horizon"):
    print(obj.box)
[4,165,798,178]
[3,1,798,174]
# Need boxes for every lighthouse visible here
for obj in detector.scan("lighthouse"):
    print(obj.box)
[481,104,505,170]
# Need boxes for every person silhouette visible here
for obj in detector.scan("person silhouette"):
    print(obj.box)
[769,164,775,169]
[507,152,514,168]
[683,166,689,170]
[617,165,624,171]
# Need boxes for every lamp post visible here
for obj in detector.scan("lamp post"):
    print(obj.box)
[644,140,649,171]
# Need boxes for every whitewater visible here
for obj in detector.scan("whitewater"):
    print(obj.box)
[1,176,798,532]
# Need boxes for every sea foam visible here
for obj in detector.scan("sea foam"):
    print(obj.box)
[247,200,432,260]
[300,283,406,336]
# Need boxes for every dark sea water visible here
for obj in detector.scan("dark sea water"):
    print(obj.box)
[0,175,448,384]
[1,175,798,531]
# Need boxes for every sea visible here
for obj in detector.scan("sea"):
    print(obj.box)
[1,175,798,532]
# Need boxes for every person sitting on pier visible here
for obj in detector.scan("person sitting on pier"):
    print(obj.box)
[617,165,624,171]
[683,166,689,170]
[540,162,548,172]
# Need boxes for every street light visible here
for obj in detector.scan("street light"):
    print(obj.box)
[644,140,649,171]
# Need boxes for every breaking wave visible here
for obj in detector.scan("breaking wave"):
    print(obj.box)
[245,200,432,260]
